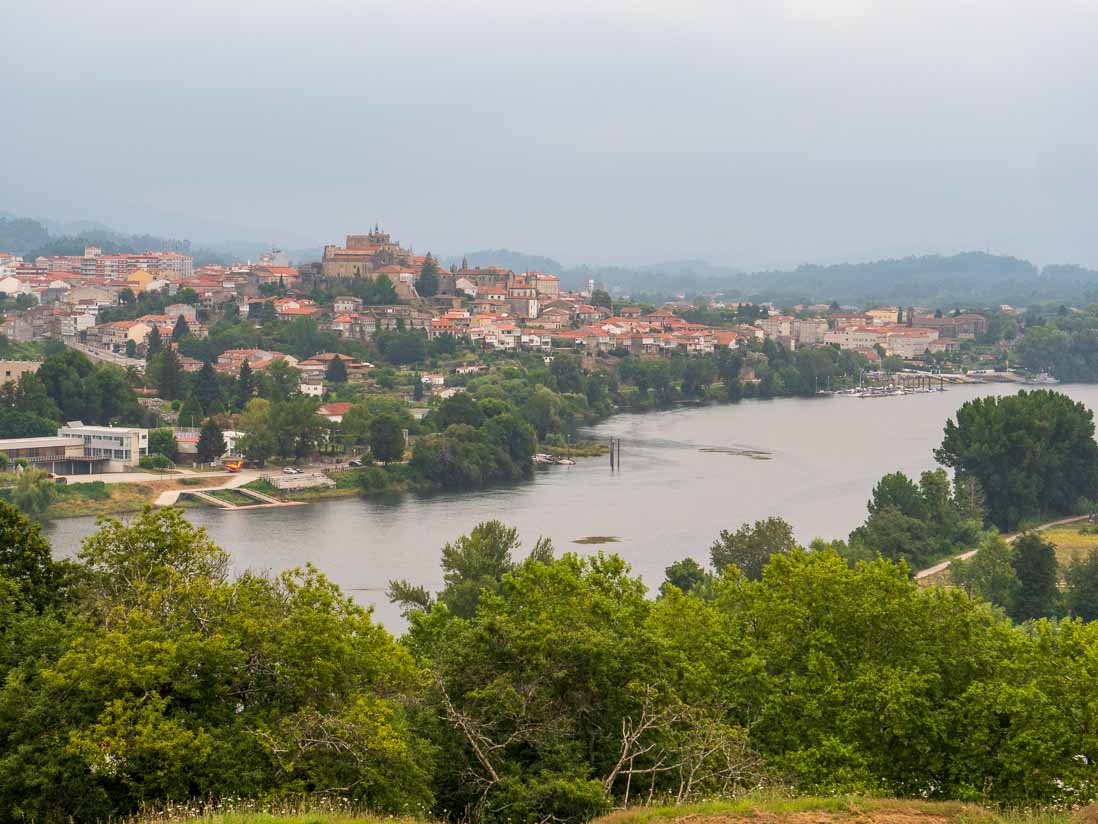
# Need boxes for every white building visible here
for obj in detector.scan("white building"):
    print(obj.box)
[58,422,148,471]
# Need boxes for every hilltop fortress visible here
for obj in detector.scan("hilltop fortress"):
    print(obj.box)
[321,228,420,279]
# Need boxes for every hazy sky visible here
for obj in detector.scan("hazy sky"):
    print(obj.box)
[3,0,1098,268]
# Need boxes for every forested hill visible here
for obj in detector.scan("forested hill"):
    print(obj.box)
[447,248,567,275]
[615,252,1098,305]
[451,248,1098,305]
[0,215,230,265]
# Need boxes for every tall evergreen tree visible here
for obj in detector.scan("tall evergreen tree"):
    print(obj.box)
[154,348,184,400]
[172,314,190,341]
[416,254,439,297]
[235,361,255,409]
[325,355,348,384]
[1010,532,1060,621]
[146,325,162,360]
[196,418,226,464]
[193,362,222,413]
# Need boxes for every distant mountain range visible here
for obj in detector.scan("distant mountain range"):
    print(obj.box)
[449,247,1098,306]
[7,212,1098,307]
[0,212,321,267]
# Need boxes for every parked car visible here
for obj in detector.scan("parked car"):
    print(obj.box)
[281,466,303,475]
[349,459,364,467]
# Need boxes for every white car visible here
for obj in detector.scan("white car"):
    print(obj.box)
[281,466,303,475]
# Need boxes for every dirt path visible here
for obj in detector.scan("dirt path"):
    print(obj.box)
[914,513,1090,581]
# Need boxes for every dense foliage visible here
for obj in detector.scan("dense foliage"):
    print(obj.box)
[935,390,1098,529]
[0,348,149,437]
[3,473,1098,823]
[0,506,430,821]
[1011,306,1098,382]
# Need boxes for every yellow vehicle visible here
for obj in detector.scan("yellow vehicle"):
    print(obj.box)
[222,458,245,472]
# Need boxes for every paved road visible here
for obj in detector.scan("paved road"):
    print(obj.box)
[67,341,146,371]
[915,514,1090,580]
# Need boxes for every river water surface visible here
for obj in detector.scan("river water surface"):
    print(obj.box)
[47,383,1098,629]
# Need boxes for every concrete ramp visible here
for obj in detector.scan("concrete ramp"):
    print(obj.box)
[187,490,237,509]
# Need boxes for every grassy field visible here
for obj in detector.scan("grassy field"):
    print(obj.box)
[124,796,1083,824]
[1040,526,1098,566]
[48,481,158,518]
[46,477,234,518]
[596,796,1076,824]
[545,441,612,457]
[131,812,418,824]
[207,488,259,507]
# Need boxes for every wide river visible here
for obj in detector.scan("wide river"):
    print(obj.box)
[46,383,1098,629]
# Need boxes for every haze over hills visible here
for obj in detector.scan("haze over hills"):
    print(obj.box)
[6,211,1098,306]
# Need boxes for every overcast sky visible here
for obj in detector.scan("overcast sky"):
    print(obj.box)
[3,0,1098,268]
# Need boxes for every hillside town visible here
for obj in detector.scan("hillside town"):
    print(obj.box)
[0,228,992,368]
[0,228,1010,486]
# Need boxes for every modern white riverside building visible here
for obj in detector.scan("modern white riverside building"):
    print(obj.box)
[57,422,148,471]
[0,436,109,474]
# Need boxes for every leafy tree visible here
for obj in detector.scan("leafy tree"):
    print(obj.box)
[11,468,57,520]
[520,385,563,439]
[1,372,60,420]
[261,359,300,402]
[359,274,398,305]
[849,507,937,569]
[949,533,1020,612]
[435,392,485,430]
[417,254,440,297]
[413,373,424,401]
[368,412,405,464]
[237,398,275,464]
[1010,532,1060,621]
[177,396,203,429]
[589,288,612,309]
[935,390,1098,529]
[125,339,137,358]
[660,557,712,596]
[680,357,717,397]
[710,517,797,580]
[148,428,179,462]
[2,507,433,820]
[481,412,536,471]
[868,472,928,521]
[268,397,322,460]
[390,520,528,620]
[375,329,427,365]
[1065,548,1098,621]
[325,355,348,384]
[0,408,57,438]
[274,317,339,360]
[550,355,585,394]
[171,314,190,341]
[196,418,226,463]
[0,501,60,611]
[410,426,520,490]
